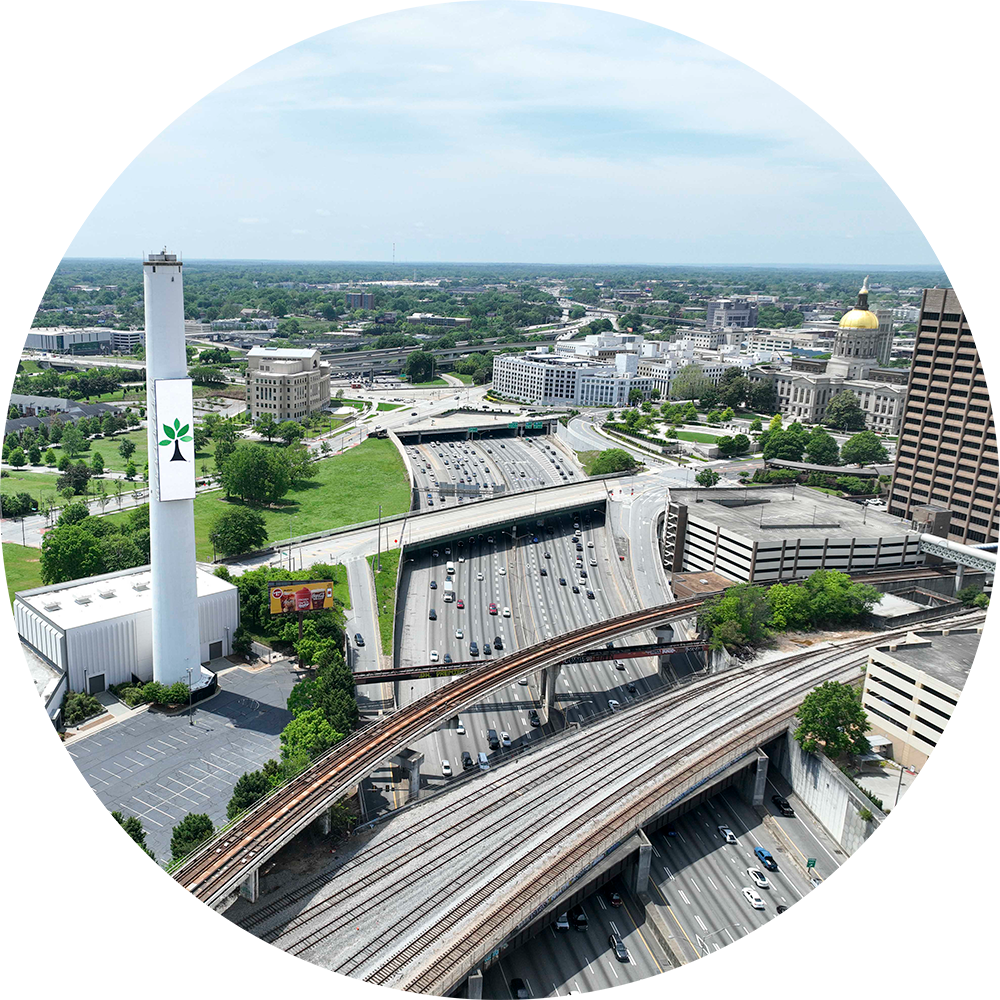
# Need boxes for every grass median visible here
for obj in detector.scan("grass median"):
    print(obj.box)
[367,547,400,655]
[2,543,44,603]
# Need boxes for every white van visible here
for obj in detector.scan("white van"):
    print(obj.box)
[446,560,456,575]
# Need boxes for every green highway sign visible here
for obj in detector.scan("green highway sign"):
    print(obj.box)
[469,427,479,433]
[508,422,518,429]
[806,858,816,868]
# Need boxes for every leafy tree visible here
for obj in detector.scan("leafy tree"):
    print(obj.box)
[404,350,435,383]
[57,501,90,526]
[57,461,92,495]
[255,412,277,443]
[761,428,806,462]
[40,524,105,584]
[219,443,291,505]
[27,444,42,465]
[91,451,105,475]
[100,532,145,573]
[118,438,136,461]
[209,506,269,557]
[589,448,639,475]
[277,420,304,446]
[41,447,56,466]
[766,582,812,630]
[8,447,26,468]
[800,569,880,624]
[628,388,644,406]
[805,428,840,466]
[794,681,871,758]
[124,459,137,480]
[61,425,86,458]
[749,417,763,433]
[836,476,870,495]
[824,391,866,431]
[695,468,721,488]
[669,364,712,401]
[698,583,772,651]
[62,689,104,725]
[768,413,783,432]
[170,813,215,862]
[112,811,156,861]
[227,770,271,820]
[840,430,888,467]
[279,708,343,763]
[750,381,776,413]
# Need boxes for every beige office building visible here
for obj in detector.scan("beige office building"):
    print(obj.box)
[888,288,998,545]
[247,346,331,422]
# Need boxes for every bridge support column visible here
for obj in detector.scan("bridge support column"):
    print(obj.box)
[955,564,965,595]
[467,969,483,1000]
[314,805,333,835]
[544,664,562,716]
[752,750,769,807]
[632,830,653,896]
[391,748,425,801]
[239,867,259,903]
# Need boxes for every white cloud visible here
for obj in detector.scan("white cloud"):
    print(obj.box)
[315,208,331,216]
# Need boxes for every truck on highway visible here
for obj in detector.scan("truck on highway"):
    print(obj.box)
[443,580,455,602]
[446,560,456,576]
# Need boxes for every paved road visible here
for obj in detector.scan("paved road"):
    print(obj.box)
[65,659,301,861]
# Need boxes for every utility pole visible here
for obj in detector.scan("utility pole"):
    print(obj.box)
[186,666,194,726]
[377,503,382,572]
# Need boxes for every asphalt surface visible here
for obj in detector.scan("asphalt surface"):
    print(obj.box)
[65,660,301,861]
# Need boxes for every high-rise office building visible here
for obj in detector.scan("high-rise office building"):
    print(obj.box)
[888,288,998,544]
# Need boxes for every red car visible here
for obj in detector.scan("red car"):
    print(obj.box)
[488,602,498,615]
[456,598,465,609]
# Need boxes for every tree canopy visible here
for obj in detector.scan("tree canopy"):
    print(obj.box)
[589,448,639,475]
[170,813,215,862]
[824,391,866,431]
[219,443,292,505]
[794,681,871,759]
[209,506,269,557]
[840,431,889,467]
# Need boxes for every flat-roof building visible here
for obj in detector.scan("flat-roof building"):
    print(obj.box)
[247,345,331,423]
[14,565,238,702]
[862,625,982,769]
[662,486,923,583]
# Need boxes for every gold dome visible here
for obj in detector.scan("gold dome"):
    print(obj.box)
[839,308,879,329]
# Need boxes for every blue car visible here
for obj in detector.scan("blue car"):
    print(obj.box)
[754,846,778,873]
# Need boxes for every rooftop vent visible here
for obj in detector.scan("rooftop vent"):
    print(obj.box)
[43,602,61,612]
[132,582,149,592]
[99,590,116,600]
[75,596,92,605]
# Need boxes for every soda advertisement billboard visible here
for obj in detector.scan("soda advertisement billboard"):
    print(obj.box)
[268,581,334,615]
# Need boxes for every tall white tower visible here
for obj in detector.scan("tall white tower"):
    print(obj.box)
[142,251,202,687]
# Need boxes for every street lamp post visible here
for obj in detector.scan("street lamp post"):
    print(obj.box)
[377,503,382,573]
[894,762,916,808]
[186,666,194,726]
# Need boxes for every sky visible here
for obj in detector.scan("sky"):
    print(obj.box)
[65,1,938,266]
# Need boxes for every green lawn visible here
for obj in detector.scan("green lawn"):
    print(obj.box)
[2,543,44,602]
[18,359,43,373]
[2,469,72,504]
[331,398,367,411]
[409,379,448,387]
[445,371,475,385]
[675,430,723,444]
[575,450,601,475]
[101,436,411,561]
[376,402,403,412]
[367,547,400,655]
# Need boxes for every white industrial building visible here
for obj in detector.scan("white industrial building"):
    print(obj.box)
[14,566,239,699]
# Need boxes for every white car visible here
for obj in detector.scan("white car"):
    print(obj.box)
[429,649,439,662]
[455,628,464,639]
[718,825,738,844]
[441,759,452,776]
[502,606,511,617]
[477,572,484,581]
[518,677,529,686]
[590,558,597,567]
[499,567,507,575]
[587,541,594,547]
[746,867,770,890]
[500,731,511,747]
[742,887,765,910]
[456,719,466,735]
[608,699,620,711]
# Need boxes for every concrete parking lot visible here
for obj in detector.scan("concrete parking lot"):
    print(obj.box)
[66,660,301,861]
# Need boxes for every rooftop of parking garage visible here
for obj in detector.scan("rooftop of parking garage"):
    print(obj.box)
[875,628,981,693]
[672,486,916,543]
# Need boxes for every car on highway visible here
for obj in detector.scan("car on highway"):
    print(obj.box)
[626,681,637,694]
[754,847,779,872]
[499,567,506,576]
[441,759,452,776]
[354,633,365,646]
[494,636,503,650]
[559,577,567,586]
[484,642,492,655]
[590,558,598,567]
[605,887,622,907]
[510,979,529,999]
[428,608,437,620]
[443,653,452,663]
[518,676,528,685]
[614,660,625,670]
[487,728,500,749]
[575,543,583,552]
[430,580,437,589]
[455,628,464,639]
[502,606,511,616]
[540,568,547,576]
[455,717,465,734]
[719,825,738,844]
[477,572,484,581]
[570,904,588,930]
[776,905,788,914]
[609,933,630,963]
[771,794,795,816]
[456,598,465,609]
[532,535,539,543]
[500,731,511,748]
[586,590,595,599]
[588,541,595,547]
[528,709,540,727]
[489,602,498,615]
[461,751,474,770]
[579,570,587,578]
[742,887,765,910]
[429,650,439,662]
[432,549,439,558]
[747,867,771,889]
[470,642,479,656]
[555,912,570,932]
[608,699,620,711]
[544,551,551,558]
[572,585,580,594]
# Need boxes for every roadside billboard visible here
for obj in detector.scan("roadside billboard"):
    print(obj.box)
[268,581,334,615]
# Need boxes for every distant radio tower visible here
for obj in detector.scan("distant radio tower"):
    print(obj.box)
[392,242,395,265]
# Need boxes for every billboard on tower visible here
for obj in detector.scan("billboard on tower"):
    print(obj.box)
[153,378,196,501]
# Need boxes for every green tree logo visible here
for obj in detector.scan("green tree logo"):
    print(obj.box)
[159,418,192,463]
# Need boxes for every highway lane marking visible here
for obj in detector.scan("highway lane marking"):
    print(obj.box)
[694,915,707,931]
[690,878,701,893]
[725,875,736,889]
[607,962,618,979]
[707,876,719,890]
[678,890,691,905]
